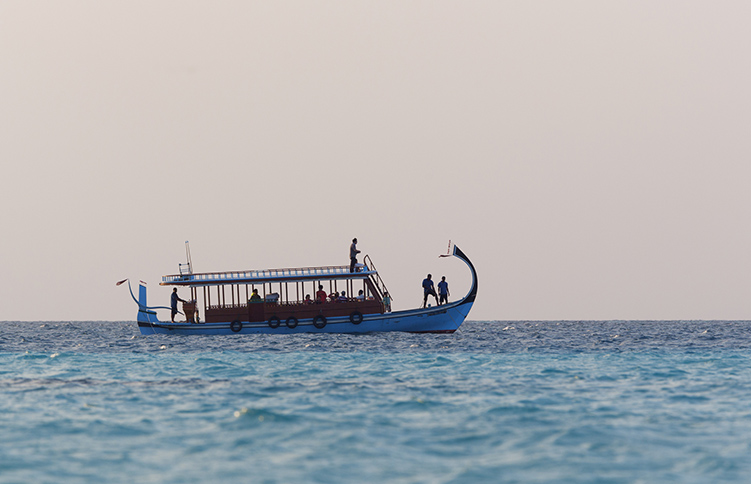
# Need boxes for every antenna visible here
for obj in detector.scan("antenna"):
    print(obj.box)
[185,241,193,272]
[180,240,193,275]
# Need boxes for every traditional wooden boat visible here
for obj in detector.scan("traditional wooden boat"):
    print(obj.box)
[123,243,477,335]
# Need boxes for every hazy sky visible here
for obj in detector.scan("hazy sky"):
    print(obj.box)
[1,1,750,321]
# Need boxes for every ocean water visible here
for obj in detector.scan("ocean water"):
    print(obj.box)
[1,321,750,484]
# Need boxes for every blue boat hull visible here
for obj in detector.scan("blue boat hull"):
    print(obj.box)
[137,299,473,335]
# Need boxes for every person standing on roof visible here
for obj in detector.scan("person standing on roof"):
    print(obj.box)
[171,288,187,323]
[349,238,361,272]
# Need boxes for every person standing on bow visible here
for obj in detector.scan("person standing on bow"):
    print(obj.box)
[422,274,439,308]
[437,276,450,305]
[171,288,187,323]
[349,238,361,272]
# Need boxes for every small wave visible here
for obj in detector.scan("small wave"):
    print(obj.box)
[230,406,300,424]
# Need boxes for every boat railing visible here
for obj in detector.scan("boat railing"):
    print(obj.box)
[208,303,248,310]
[208,298,376,310]
[163,264,374,284]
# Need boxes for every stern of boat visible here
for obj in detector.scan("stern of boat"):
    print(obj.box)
[135,283,155,321]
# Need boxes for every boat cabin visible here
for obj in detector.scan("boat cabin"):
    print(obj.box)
[160,255,391,325]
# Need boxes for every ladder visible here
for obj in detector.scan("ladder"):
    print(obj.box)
[363,255,393,301]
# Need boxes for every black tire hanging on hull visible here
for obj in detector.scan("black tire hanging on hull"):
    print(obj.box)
[313,315,327,329]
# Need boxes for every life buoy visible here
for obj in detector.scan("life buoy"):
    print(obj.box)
[230,320,242,333]
[286,316,298,329]
[268,316,281,329]
[349,311,363,325]
[313,315,327,329]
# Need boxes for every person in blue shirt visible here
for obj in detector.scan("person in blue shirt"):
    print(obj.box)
[437,276,450,305]
[422,274,439,308]
[171,288,187,323]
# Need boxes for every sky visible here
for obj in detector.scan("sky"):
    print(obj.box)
[1,1,750,322]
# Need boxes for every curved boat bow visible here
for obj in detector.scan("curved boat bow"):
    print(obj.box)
[452,245,478,305]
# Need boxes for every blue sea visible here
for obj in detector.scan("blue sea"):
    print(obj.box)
[1,321,750,483]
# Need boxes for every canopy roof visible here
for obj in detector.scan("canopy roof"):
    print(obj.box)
[161,264,377,287]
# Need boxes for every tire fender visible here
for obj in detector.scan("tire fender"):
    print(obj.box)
[349,311,363,325]
[313,315,327,329]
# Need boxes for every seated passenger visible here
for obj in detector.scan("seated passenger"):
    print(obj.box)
[356,290,365,301]
[304,294,313,304]
[316,285,327,303]
[338,291,348,302]
[329,291,339,302]
[249,288,262,303]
